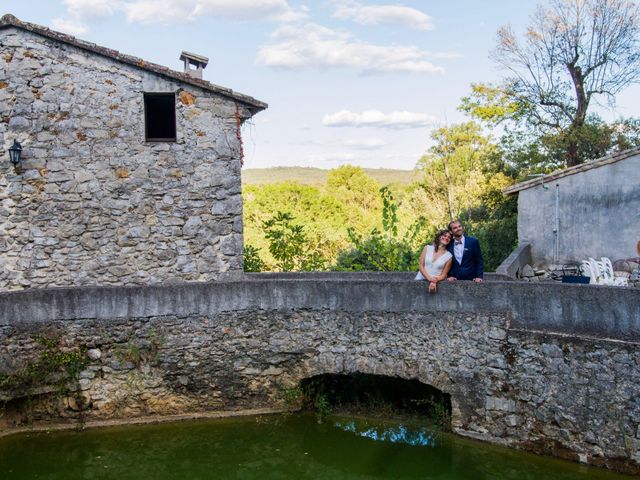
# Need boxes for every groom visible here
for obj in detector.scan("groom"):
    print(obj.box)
[447,220,484,282]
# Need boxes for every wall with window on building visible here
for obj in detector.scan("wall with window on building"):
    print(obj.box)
[0,25,257,290]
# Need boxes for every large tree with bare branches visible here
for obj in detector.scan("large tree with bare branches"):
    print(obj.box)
[491,0,640,166]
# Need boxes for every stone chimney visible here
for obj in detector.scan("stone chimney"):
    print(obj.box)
[179,51,209,79]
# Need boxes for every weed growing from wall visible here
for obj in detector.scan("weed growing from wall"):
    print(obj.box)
[113,327,165,367]
[0,333,89,422]
[278,383,332,423]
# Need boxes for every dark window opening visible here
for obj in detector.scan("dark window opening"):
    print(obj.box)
[144,93,176,142]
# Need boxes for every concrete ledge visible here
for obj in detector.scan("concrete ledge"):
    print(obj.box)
[496,244,532,278]
[0,407,285,439]
[0,273,638,341]
[246,272,512,281]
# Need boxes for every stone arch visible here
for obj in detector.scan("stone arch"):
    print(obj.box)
[281,351,465,429]
[285,370,453,429]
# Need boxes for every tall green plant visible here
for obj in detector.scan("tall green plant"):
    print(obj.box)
[336,187,426,271]
[262,211,326,271]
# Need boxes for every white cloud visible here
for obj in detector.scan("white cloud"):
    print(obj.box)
[343,138,386,149]
[63,0,122,20]
[53,0,302,30]
[123,0,297,24]
[323,109,439,129]
[273,4,309,22]
[50,17,89,35]
[257,23,445,74]
[332,1,433,30]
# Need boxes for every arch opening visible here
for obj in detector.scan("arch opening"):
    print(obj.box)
[298,373,451,430]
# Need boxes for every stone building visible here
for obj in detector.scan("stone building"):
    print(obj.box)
[0,14,267,290]
[503,147,640,267]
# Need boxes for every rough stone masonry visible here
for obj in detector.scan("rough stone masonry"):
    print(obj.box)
[1,276,639,476]
[0,15,266,290]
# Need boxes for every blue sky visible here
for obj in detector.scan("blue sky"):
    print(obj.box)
[4,1,640,170]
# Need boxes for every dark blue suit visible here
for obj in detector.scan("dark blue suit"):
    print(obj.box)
[447,236,484,280]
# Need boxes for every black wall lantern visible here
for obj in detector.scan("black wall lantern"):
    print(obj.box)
[8,140,22,166]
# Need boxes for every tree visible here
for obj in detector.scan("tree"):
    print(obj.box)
[461,83,640,174]
[416,122,496,221]
[459,174,518,272]
[243,245,266,272]
[490,0,640,166]
[326,165,382,230]
[242,182,349,265]
[326,165,381,211]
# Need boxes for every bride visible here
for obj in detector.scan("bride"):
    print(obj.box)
[415,230,453,294]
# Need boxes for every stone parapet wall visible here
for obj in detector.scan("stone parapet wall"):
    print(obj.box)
[0,276,639,474]
[0,26,249,290]
[2,274,638,339]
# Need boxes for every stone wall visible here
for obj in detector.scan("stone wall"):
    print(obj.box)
[1,275,639,474]
[0,25,260,290]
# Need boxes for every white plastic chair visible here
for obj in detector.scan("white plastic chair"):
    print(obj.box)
[600,257,628,286]
[580,257,627,286]
[581,258,602,284]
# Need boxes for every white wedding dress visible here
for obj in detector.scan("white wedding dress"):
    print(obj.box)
[415,245,453,280]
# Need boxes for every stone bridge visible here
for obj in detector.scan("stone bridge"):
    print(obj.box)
[1,273,639,474]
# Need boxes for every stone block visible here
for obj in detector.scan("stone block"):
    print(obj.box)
[504,415,519,427]
[8,116,30,130]
[182,216,202,236]
[488,327,507,340]
[87,348,102,360]
[486,396,517,413]
[128,225,150,238]
[79,378,92,390]
[541,343,563,358]
[220,235,240,256]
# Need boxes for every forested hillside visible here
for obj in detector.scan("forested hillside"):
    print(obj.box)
[242,159,518,273]
[242,167,419,186]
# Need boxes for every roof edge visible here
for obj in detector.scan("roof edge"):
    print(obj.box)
[0,13,267,115]
[503,146,640,195]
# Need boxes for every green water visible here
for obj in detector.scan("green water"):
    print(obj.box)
[0,414,633,479]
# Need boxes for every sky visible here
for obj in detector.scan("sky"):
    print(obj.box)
[3,0,640,170]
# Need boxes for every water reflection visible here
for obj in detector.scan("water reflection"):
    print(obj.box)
[334,419,436,447]
[301,417,450,478]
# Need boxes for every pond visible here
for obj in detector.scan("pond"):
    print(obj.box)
[0,414,633,479]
